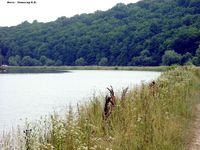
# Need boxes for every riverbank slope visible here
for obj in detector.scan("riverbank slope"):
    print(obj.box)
[1,67,200,150]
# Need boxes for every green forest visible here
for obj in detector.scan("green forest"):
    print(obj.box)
[0,0,200,66]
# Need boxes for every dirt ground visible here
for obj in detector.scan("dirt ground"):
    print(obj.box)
[188,104,200,150]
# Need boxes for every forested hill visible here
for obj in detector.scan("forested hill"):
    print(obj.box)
[0,0,200,66]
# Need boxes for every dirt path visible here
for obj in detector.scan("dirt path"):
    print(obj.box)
[189,104,200,150]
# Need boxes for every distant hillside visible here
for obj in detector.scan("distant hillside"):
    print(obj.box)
[0,0,200,66]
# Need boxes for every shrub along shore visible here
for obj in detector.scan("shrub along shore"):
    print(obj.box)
[1,66,200,150]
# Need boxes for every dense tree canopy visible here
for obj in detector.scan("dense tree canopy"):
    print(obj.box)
[0,0,200,66]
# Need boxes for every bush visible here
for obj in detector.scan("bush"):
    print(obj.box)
[162,50,182,65]
[98,57,108,66]
[75,57,86,66]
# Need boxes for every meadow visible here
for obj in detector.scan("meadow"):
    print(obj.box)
[1,66,200,150]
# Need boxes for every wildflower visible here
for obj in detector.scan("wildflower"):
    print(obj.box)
[137,117,142,122]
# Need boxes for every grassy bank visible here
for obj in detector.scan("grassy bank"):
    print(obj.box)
[1,67,200,150]
[1,66,169,73]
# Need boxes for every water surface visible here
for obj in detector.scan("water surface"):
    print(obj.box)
[0,70,161,131]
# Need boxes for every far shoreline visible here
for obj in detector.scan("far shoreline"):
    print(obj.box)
[0,66,171,73]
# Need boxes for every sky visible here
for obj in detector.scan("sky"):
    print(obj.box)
[0,0,140,27]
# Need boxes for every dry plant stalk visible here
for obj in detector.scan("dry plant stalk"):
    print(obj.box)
[149,80,156,96]
[121,87,129,101]
[103,86,116,120]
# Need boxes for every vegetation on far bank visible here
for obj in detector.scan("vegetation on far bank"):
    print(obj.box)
[0,0,200,66]
[0,66,171,73]
[1,67,200,150]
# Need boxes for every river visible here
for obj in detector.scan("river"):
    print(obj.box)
[0,70,161,132]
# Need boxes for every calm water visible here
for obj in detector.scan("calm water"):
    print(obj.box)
[0,70,161,131]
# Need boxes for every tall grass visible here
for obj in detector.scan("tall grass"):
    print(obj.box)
[1,67,200,150]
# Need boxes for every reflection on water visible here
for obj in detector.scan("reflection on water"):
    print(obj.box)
[0,70,161,131]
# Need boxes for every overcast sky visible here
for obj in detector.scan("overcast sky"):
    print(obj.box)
[0,0,140,27]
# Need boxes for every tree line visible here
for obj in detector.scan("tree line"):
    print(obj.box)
[0,0,200,66]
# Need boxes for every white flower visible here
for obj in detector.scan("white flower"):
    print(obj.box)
[137,117,142,122]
